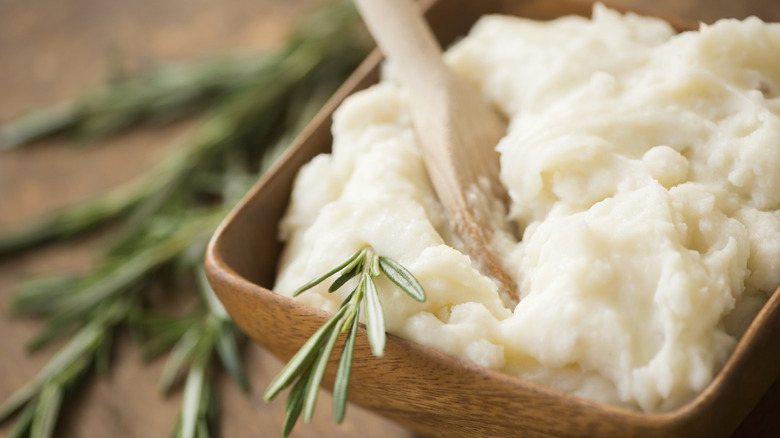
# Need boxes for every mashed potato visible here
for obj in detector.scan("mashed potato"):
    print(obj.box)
[274,5,780,412]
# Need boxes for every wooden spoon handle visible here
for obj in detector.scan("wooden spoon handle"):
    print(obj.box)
[353,0,451,95]
[353,0,519,306]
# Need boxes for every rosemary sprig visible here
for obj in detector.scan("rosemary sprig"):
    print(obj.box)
[0,0,367,256]
[264,247,425,436]
[0,293,137,438]
[0,1,358,150]
[10,209,225,351]
[0,51,277,150]
[146,269,248,438]
[0,1,371,437]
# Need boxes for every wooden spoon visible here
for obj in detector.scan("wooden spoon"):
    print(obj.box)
[353,0,518,305]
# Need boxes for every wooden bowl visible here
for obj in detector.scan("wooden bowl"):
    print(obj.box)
[204,0,780,436]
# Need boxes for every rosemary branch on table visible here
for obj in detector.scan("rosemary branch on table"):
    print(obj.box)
[0,0,367,256]
[0,1,370,437]
[0,50,280,151]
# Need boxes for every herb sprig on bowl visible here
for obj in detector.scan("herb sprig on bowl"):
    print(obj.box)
[264,247,425,436]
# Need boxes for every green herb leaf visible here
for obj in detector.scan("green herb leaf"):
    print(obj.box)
[328,263,361,293]
[379,256,426,302]
[281,366,311,437]
[363,273,386,357]
[303,315,346,423]
[160,325,203,394]
[263,304,349,402]
[215,324,249,392]
[333,314,359,423]
[0,380,38,424]
[31,384,63,438]
[179,356,208,438]
[294,248,364,296]
[7,400,36,438]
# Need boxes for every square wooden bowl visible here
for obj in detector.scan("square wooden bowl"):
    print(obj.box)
[205,0,780,436]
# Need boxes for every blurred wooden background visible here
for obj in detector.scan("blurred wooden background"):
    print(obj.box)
[1,0,779,437]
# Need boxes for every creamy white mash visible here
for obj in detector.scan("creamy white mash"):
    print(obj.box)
[274,5,780,412]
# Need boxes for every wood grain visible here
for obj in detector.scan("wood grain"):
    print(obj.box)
[2,0,780,438]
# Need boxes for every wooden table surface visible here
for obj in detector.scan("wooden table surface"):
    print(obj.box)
[1,1,779,437]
